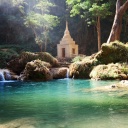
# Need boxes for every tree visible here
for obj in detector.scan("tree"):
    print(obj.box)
[107,0,128,43]
[24,0,59,52]
[66,0,112,51]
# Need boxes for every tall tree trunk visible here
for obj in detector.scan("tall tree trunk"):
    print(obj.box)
[97,16,101,51]
[44,41,47,52]
[40,44,43,52]
[107,0,128,43]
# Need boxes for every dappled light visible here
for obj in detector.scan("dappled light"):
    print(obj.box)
[0,0,128,128]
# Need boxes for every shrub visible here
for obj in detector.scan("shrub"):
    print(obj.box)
[0,49,19,68]
[72,55,85,63]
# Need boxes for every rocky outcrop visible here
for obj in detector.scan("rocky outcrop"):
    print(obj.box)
[19,60,52,81]
[69,41,128,79]
[90,63,128,80]
[69,57,97,79]
[7,52,59,74]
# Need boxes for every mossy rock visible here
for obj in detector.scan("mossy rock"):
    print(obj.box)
[90,63,128,80]
[95,41,128,64]
[69,41,128,79]
[69,59,95,79]
[7,52,59,74]
[20,60,52,81]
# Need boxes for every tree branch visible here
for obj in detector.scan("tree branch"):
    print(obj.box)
[120,0,128,14]
[116,0,122,12]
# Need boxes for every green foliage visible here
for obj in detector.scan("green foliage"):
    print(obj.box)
[35,0,54,13]
[0,49,19,68]
[121,63,128,74]
[72,55,85,62]
[24,0,59,52]
[0,45,23,53]
[37,52,59,67]
[66,0,112,25]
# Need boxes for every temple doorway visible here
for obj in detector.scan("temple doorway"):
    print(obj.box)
[62,48,65,57]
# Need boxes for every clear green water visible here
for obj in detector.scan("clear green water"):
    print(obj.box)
[0,79,128,128]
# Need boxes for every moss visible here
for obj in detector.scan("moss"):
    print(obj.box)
[70,41,128,79]
[72,55,86,63]
[90,63,128,80]
[7,51,59,74]
[20,60,52,81]
[96,41,128,64]
[37,52,58,67]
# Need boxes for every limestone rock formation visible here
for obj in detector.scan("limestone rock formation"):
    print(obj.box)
[69,41,128,79]
[19,60,52,81]
[90,63,128,80]
[7,52,59,74]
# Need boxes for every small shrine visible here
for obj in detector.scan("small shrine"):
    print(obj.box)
[57,21,78,58]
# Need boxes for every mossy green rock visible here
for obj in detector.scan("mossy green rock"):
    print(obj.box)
[90,63,128,80]
[69,41,128,79]
[96,41,128,64]
[20,60,52,81]
[7,52,59,74]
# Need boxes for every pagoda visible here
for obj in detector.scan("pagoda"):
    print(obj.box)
[57,21,78,58]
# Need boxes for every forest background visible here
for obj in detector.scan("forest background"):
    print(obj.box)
[0,0,128,57]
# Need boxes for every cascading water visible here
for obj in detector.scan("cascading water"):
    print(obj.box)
[66,68,69,78]
[0,69,11,81]
[4,70,11,80]
[0,71,5,81]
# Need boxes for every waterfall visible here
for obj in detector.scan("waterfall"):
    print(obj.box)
[0,69,11,81]
[66,68,69,78]
[0,71,5,81]
[4,70,11,80]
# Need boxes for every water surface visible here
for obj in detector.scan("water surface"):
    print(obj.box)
[0,79,128,128]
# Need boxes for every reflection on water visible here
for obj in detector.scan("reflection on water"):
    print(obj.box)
[0,79,128,128]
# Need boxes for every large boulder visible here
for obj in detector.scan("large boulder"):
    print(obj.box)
[90,63,128,80]
[7,52,59,74]
[50,67,69,79]
[19,60,52,81]
[69,56,97,79]
[95,41,128,64]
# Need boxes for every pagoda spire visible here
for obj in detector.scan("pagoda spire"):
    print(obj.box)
[66,21,68,30]
[63,21,71,38]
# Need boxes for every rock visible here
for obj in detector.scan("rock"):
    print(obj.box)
[7,52,59,74]
[69,41,128,79]
[69,59,97,79]
[90,63,128,80]
[50,67,69,79]
[119,74,128,80]
[19,60,53,81]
